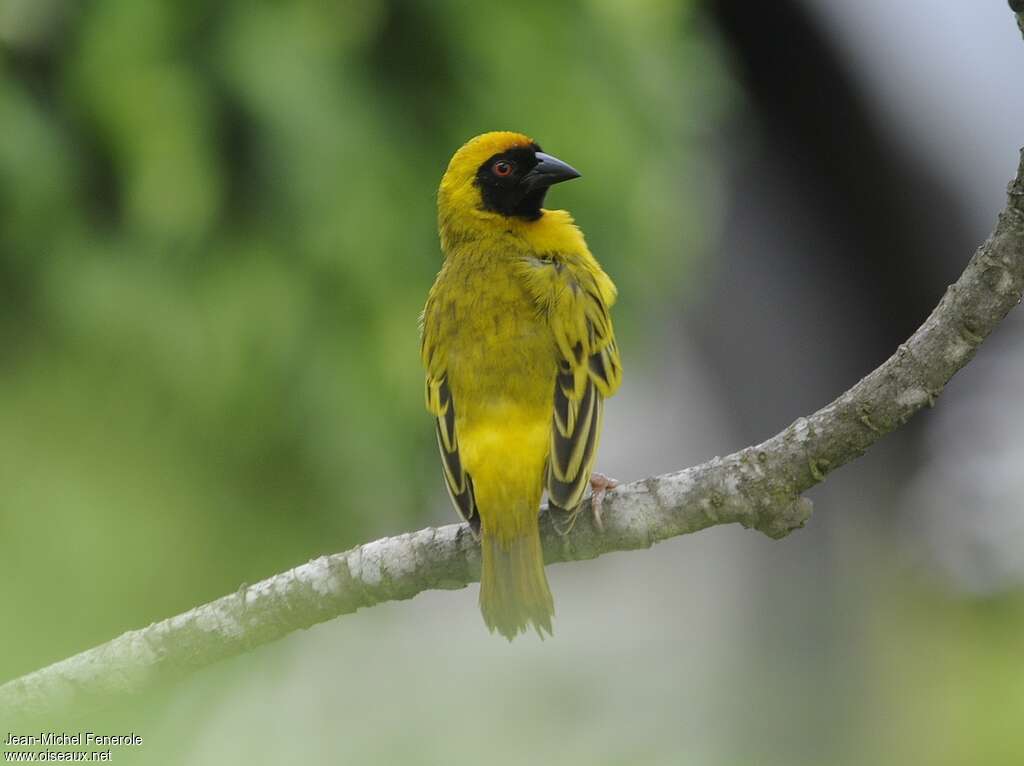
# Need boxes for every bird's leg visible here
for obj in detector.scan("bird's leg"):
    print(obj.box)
[589,473,619,532]
[551,473,620,536]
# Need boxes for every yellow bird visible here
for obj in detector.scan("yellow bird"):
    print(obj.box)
[421,132,622,639]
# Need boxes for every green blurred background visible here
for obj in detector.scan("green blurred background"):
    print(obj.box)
[2,0,1024,763]
[0,0,715,667]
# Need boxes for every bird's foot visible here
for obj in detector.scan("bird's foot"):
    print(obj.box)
[550,474,619,536]
[589,473,619,532]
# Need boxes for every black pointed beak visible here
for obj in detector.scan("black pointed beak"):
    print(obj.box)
[523,151,581,191]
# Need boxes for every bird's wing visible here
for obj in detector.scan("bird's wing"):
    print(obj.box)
[528,254,622,512]
[421,297,477,527]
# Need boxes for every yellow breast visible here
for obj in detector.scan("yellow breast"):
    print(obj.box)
[430,232,556,536]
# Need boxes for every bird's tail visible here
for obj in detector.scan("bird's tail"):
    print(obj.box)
[479,523,554,640]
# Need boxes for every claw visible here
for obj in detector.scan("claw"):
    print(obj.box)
[589,473,619,532]
[550,473,619,535]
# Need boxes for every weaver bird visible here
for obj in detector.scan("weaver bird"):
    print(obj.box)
[421,132,622,639]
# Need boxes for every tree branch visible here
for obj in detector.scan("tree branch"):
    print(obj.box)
[3,140,1024,728]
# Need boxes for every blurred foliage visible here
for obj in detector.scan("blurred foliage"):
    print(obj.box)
[0,0,724,680]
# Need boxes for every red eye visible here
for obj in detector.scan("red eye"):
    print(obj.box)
[493,160,513,177]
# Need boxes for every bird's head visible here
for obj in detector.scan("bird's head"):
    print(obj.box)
[437,131,580,240]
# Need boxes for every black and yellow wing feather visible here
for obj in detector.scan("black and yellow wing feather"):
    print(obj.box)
[421,296,478,529]
[542,255,622,512]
